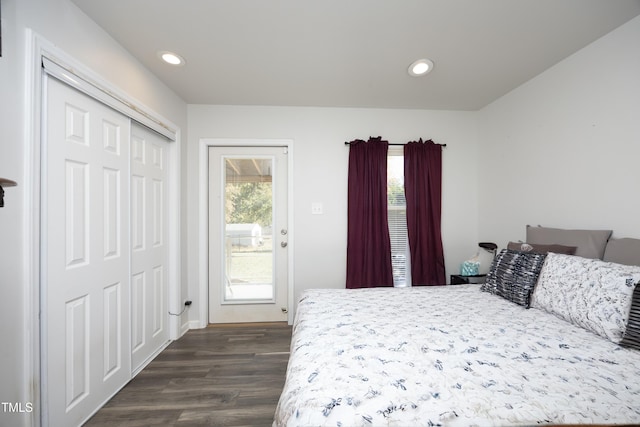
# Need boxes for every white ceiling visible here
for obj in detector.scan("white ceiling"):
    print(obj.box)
[71,0,640,111]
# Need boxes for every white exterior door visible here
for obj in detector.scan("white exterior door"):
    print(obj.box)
[130,123,170,373]
[43,77,131,426]
[208,146,289,323]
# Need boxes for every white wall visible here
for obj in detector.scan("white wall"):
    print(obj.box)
[0,2,25,426]
[0,1,188,425]
[187,105,480,322]
[477,15,640,247]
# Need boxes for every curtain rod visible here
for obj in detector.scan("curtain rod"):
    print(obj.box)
[344,141,446,147]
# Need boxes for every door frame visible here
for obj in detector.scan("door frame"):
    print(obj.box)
[198,138,294,327]
[25,32,182,426]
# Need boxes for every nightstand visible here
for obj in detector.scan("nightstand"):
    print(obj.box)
[450,274,486,285]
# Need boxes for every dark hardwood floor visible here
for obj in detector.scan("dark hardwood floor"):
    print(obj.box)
[85,322,292,427]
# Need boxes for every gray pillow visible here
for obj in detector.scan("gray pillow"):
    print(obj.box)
[603,238,640,267]
[526,225,612,260]
[507,241,576,255]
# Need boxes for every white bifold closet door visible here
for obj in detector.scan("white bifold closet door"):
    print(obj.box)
[43,76,169,427]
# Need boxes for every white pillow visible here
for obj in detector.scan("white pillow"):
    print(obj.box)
[531,253,640,343]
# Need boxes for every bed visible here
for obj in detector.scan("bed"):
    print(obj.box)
[274,227,640,426]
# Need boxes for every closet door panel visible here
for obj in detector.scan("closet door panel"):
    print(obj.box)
[44,76,131,427]
[130,123,170,374]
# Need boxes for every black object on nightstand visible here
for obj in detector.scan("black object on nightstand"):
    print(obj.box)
[450,274,486,285]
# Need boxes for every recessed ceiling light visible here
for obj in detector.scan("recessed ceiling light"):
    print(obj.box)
[408,58,434,77]
[158,51,185,66]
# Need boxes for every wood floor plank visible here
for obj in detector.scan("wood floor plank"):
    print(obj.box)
[84,323,291,427]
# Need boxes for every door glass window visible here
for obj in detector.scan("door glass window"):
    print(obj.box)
[223,157,274,301]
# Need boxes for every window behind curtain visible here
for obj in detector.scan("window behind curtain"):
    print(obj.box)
[387,148,411,287]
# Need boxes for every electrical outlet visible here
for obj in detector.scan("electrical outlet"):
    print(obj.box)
[311,202,323,215]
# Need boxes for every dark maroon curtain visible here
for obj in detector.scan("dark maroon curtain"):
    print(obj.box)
[346,137,394,288]
[404,139,445,285]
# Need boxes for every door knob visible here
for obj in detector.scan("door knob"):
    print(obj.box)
[280,241,288,248]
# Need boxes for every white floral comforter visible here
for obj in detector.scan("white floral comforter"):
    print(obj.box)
[274,286,640,426]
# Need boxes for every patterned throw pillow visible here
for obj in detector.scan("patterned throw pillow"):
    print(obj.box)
[620,283,640,351]
[481,249,548,308]
[531,253,640,343]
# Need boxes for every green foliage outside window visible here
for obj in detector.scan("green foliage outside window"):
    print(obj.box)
[388,177,405,206]
[225,182,273,227]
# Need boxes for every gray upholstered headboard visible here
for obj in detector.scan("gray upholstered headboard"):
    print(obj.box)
[525,225,640,267]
